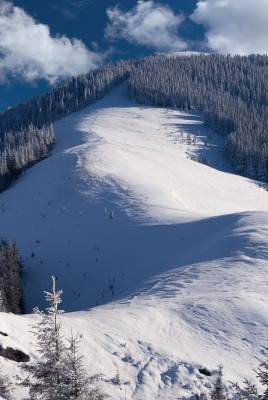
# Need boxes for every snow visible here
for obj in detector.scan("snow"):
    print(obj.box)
[77,84,268,222]
[1,84,268,399]
[155,51,209,58]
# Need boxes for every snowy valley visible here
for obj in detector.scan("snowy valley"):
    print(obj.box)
[1,84,268,399]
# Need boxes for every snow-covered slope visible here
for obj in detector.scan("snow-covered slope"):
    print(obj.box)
[1,84,268,399]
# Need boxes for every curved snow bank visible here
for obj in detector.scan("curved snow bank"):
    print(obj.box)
[2,212,268,399]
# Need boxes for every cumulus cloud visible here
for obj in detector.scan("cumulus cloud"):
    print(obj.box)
[0,1,102,84]
[192,0,268,55]
[105,0,187,52]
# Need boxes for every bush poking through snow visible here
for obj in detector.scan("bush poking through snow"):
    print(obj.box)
[113,369,121,386]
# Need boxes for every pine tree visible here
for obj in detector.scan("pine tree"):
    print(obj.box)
[0,237,24,314]
[9,240,24,314]
[21,276,66,399]
[0,365,14,400]
[231,379,259,400]
[241,379,258,400]
[21,277,108,400]
[63,332,108,400]
[211,365,226,400]
[256,359,268,399]
[113,369,121,386]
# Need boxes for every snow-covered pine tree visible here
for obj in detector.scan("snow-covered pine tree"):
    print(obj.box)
[22,277,108,400]
[63,332,108,399]
[256,359,268,400]
[0,365,14,400]
[211,365,226,400]
[21,276,66,399]
[231,379,259,400]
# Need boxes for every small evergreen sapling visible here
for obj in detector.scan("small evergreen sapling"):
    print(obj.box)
[113,369,121,386]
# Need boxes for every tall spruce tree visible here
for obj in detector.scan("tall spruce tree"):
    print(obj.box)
[22,277,108,400]
[22,276,67,399]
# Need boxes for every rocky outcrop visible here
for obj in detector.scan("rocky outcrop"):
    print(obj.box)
[199,368,211,376]
[0,345,30,362]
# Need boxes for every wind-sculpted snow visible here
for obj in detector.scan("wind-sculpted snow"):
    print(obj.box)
[1,85,268,399]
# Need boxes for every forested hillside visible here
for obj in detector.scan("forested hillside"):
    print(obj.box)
[0,54,267,191]
[128,54,268,181]
[0,61,133,133]
[0,125,54,192]
[0,61,133,192]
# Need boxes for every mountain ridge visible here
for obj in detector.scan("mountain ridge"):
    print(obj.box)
[0,83,268,399]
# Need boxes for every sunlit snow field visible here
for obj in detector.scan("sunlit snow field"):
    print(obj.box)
[1,85,268,399]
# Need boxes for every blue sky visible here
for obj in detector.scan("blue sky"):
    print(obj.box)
[0,0,267,111]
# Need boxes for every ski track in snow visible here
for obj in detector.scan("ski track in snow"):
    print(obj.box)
[1,84,268,399]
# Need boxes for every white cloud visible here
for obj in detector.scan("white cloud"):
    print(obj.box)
[0,1,102,84]
[105,0,187,52]
[192,0,268,55]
